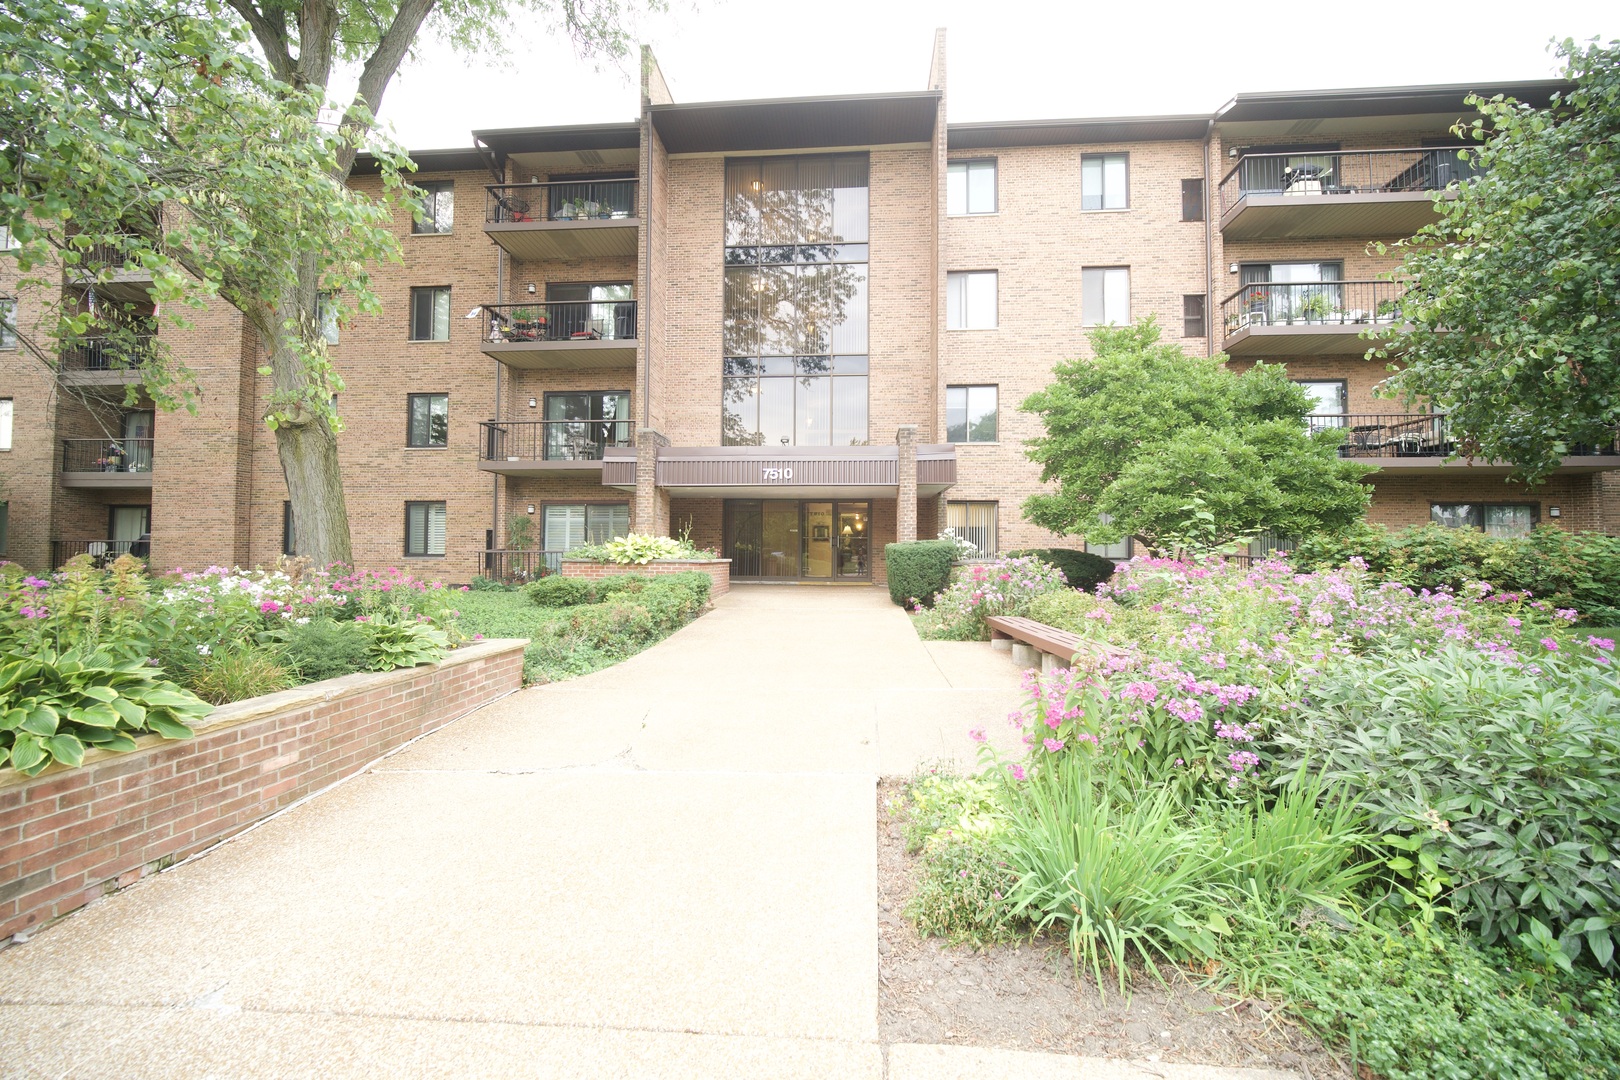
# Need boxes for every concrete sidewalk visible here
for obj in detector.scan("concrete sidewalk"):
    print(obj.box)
[0,586,1295,1079]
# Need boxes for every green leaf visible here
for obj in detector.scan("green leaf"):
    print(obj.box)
[145,716,195,740]
[43,735,85,768]
[8,735,47,773]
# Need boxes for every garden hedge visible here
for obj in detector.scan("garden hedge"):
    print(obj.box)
[1006,548,1118,593]
[885,539,958,607]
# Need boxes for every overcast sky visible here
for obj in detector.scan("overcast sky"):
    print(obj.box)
[370,0,1616,150]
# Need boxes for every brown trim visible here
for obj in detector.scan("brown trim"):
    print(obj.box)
[405,392,450,448]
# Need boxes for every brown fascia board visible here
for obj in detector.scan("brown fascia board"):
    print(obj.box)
[350,147,489,175]
[470,121,641,160]
[650,90,941,153]
[1213,79,1572,124]
[948,114,1210,150]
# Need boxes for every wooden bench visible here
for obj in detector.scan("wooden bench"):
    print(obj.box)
[986,615,1130,672]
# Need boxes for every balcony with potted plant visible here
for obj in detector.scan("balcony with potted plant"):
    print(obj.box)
[478,300,638,369]
[482,178,639,260]
[1220,280,1421,355]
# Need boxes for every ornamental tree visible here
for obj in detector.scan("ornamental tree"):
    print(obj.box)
[1371,38,1620,483]
[0,0,650,566]
[1020,320,1372,555]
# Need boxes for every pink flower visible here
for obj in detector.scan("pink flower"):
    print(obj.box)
[260,600,281,614]
[1006,763,1027,782]
[1586,636,1614,652]
[1043,737,1064,753]
[969,727,987,743]
[460,585,471,592]
[1541,637,1559,651]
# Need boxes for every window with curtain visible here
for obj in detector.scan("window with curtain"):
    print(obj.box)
[945,385,997,443]
[1082,268,1129,326]
[543,504,630,552]
[723,155,869,447]
[409,287,450,341]
[412,181,454,234]
[946,501,998,557]
[947,160,997,215]
[544,391,631,459]
[405,501,447,557]
[946,271,997,330]
[1431,503,1539,538]
[406,393,449,448]
[1082,154,1128,210]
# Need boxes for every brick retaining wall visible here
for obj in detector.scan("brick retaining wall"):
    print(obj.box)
[0,638,526,943]
[560,558,731,596]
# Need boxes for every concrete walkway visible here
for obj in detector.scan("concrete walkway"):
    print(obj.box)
[0,587,1293,1079]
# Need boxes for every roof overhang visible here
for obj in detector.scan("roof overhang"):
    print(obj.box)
[1214,79,1570,125]
[948,114,1208,150]
[651,91,940,155]
[350,147,489,175]
[471,122,641,162]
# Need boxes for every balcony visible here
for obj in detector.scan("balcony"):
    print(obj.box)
[69,242,157,302]
[1309,414,1620,473]
[1218,148,1482,239]
[60,437,154,488]
[483,180,639,260]
[477,419,634,475]
[479,549,566,584]
[478,301,637,370]
[51,538,149,569]
[1222,281,1407,356]
[58,334,154,386]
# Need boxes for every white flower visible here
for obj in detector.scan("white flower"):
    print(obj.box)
[196,644,211,656]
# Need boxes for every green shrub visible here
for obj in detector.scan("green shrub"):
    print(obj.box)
[1279,645,1620,971]
[362,617,450,671]
[1294,523,1620,624]
[272,618,371,683]
[902,767,1008,852]
[525,576,594,608]
[906,835,1023,946]
[467,575,518,592]
[0,647,214,774]
[594,575,649,599]
[885,539,957,607]
[184,642,297,705]
[1007,548,1118,593]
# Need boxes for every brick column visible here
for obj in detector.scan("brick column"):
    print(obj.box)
[635,429,671,536]
[897,424,918,543]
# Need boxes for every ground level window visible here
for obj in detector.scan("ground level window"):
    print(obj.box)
[405,501,447,556]
[1083,512,1132,561]
[1431,502,1539,538]
[946,501,997,558]
[543,503,630,554]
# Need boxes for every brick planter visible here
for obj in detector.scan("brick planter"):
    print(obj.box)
[0,638,526,943]
[560,558,731,596]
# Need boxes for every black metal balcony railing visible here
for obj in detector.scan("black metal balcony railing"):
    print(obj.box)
[479,420,634,463]
[480,549,567,583]
[1219,148,1485,217]
[51,539,149,568]
[59,334,155,372]
[61,437,154,473]
[1307,414,1620,459]
[485,180,639,224]
[1222,281,1406,336]
[480,301,637,344]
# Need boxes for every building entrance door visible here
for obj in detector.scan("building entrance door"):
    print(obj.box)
[725,500,871,581]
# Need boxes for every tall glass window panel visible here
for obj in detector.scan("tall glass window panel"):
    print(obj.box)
[831,375,869,446]
[1082,268,1129,326]
[947,502,998,558]
[796,156,835,244]
[1295,380,1347,420]
[724,160,762,247]
[947,161,997,215]
[1430,503,1482,530]
[758,377,794,447]
[946,385,998,443]
[412,181,453,234]
[1484,504,1537,538]
[759,157,800,246]
[947,271,997,330]
[1082,154,1128,210]
[410,286,450,341]
[758,264,798,355]
[586,504,630,544]
[832,156,869,242]
[406,501,447,557]
[827,264,868,353]
[795,375,831,446]
[407,393,449,448]
[723,268,760,356]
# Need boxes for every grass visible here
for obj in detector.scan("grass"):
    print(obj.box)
[448,591,571,683]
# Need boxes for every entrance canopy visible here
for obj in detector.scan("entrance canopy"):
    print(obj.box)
[602,443,955,499]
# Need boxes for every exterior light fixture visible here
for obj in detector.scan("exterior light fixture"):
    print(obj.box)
[526,504,536,514]
[526,282,536,294]
[1229,263,1239,274]
[529,175,539,184]
[528,397,537,408]
[1549,506,1562,518]
[751,179,762,192]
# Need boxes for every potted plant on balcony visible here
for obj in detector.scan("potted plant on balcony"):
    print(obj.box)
[1245,289,1269,326]
[509,308,545,341]
[1297,293,1332,325]
[94,444,124,472]
[1374,298,1403,324]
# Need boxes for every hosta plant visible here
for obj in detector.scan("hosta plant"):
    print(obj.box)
[0,648,213,775]
[601,533,687,565]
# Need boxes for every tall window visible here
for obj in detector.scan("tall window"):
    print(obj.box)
[543,504,629,552]
[1182,295,1207,338]
[545,391,631,460]
[1180,178,1205,222]
[405,501,447,557]
[1082,153,1128,210]
[1082,268,1129,326]
[947,160,997,215]
[946,502,997,558]
[410,287,450,341]
[0,298,15,349]
[722,154,869,446]
[946,271,997,330]
[412,181,454,234]
[0,398,12,450]
[317,292,340,344]
[1432,503,1539,539]
[945,385,998,443]
[407,393,449,448]
[0,501,7,556]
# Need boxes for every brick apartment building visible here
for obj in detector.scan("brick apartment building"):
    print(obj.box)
[3,31,1618,584]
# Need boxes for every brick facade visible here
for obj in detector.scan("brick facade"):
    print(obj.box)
[0,638,524,941]
[0,49,1611,581]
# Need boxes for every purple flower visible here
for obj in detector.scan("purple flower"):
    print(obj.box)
[1541,637,1559,651]
[1006,763,1027,782]
[1587,636,1615,652]
[969,727,986,743]
[1043,737,1064,753]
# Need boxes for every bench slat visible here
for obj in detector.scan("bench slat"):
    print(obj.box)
[986,614,1130,664]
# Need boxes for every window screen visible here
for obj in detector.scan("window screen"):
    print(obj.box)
[1182,295,1206,338]
[1181,178,1205,222]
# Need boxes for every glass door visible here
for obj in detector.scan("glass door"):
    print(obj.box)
[835,503,869,578]
[122,410,154,472]
[802,502,834,579]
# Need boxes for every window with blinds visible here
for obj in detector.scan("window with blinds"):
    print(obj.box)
[405,501,447,557]
[409,287,451,341]
[543,504,630,553]
[1082,268,1129,326]
[946,501,997,558]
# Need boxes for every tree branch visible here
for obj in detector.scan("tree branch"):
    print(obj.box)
[225,0,295,83]
[333,0,437,177]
